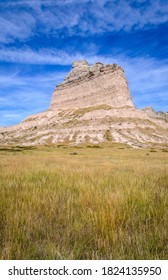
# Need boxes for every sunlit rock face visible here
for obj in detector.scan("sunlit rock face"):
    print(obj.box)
[50,60,134,109]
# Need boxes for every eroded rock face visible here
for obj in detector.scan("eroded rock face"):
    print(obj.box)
[0,60,167,148]
[50,60,133,109]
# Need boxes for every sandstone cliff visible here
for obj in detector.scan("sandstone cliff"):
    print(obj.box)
[0,61,167,148]
[50,61,133,109]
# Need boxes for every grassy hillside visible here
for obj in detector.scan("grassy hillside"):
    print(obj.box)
[0,144,167,259]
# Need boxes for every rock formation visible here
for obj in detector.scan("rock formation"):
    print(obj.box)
[0,61,167,148]
[50,61,133,109]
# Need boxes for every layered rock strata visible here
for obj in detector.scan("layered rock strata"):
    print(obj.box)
[50,61,133,109]
[0,61,167,148]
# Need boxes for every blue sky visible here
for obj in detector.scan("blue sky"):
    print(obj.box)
[0,0,167,127]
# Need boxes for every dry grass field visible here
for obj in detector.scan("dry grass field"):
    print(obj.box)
[0,144,167,260]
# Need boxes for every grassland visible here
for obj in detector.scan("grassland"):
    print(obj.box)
[0,144,168,260]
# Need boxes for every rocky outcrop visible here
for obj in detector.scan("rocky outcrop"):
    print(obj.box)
[50,61,133,109]
[0,61,167,148]
[143,106,168,121]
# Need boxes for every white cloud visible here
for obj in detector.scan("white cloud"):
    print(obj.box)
[0,12,35,43]
[34,0,168,34]
[0,47,84,64]
[0,69,68,126]
[0,0,167,43]
[0,71,66,87]
[0,70,67,110]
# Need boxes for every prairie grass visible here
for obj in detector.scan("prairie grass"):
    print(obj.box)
[0,144,168,259]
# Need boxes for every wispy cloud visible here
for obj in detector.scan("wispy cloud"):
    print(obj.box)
[0,12,35,43]
[0,47,84,64]
[0,70,66,87]
[0,69,67,126]
[0,0,167,43]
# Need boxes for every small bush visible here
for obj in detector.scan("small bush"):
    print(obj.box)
[69,152,78,155]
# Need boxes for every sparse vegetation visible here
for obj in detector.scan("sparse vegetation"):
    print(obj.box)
[0,145,168,260]
[72,104,112,116]
[104,129,113,141]
[86,145,102,148]
[69,152,78,155]
[150,149,157,152]
[162,149,168,152]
